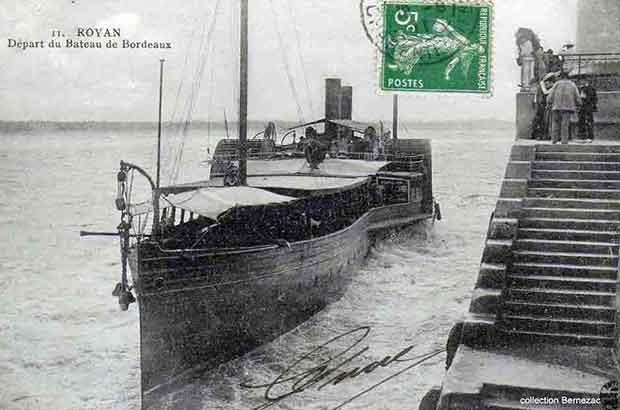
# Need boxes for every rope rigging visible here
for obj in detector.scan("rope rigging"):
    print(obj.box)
[168,0,223,185]
[162,0,316,184]
[175,1,219,181]
[285,1,316,119]
[269,0,306,123]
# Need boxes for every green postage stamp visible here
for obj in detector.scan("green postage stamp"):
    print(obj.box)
[379,1,493,94]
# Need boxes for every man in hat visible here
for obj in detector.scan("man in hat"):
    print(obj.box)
[547,71,581,144]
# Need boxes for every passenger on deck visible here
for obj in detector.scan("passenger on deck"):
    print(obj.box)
[329,140,338,157]
[297,136,306,151]
[304,127,328,169]
[363,126,378,158]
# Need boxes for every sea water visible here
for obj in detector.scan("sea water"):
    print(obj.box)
[0,123,514,410]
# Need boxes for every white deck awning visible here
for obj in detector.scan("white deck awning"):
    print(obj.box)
[131,187,297,220]
[248,175,369,193]
[247,158,389,177]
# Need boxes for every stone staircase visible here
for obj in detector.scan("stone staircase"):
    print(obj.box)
[498,144,620,347]
[429,144,620,410]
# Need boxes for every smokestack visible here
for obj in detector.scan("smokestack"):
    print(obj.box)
[340,86,353,141]
[340,86,352,120]
[325,78,342,137]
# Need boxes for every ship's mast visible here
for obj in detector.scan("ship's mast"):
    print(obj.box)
[156,59,165,188]
[152,59,165,236]
[238,0,249,185]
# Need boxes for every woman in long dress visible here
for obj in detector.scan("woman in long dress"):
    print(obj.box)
[532,72,558,140]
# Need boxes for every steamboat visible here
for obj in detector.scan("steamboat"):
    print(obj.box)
[82,1,437,408]
[121,92,435,409]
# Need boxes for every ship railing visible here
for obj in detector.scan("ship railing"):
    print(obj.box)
[211,151,303,162]
[211,151,425,163]
[342,151,425,161]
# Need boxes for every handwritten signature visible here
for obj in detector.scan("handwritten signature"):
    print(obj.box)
[240,326,445,410]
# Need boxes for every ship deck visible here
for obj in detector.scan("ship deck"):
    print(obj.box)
[167,158,417,194]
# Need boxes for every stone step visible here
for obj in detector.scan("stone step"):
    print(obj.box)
[504,301,616,322]
[477,263,507,289]
[513,250,618,267]
[532,160,620,171]
[503,301,616,322]
[499,328,615,347]
[522,207,620,220]
[528,187,620,200]
[507,274,617,292]
[483,240,513,262]
[511,262,617,280]
[523,197,620,210]
[519,217,620,232]
[536,151,620,162]
[507,288,615,305]
[501,315,615,337]
[532,170,620,180]
[529,178,620,190]
[536,144,620,153]
[514,238,618,254]
[517,227,618,243]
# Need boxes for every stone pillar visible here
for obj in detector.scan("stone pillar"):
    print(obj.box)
[515,92,535,140]
[576,0,620,340]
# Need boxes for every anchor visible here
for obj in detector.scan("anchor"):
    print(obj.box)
[80,223,138,311]
[80,225,137,311]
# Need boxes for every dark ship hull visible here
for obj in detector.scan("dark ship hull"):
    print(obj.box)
[128,140,433,407]
[132,200,428,406]
[132,201,420,399]
[109,73,437,408]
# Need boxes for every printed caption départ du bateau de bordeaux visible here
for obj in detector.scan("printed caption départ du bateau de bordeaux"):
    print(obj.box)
[8,27,172,50]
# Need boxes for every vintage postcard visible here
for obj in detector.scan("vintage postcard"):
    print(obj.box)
[2,1,619,410]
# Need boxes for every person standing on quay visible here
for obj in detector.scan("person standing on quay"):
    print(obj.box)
[578,79,598,142]
[547,71,581,144]
[531,72,557,140]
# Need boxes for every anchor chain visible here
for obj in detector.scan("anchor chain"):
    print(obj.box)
[113,165,136,311]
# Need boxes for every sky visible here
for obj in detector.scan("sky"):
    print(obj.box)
[0,0,579,123]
